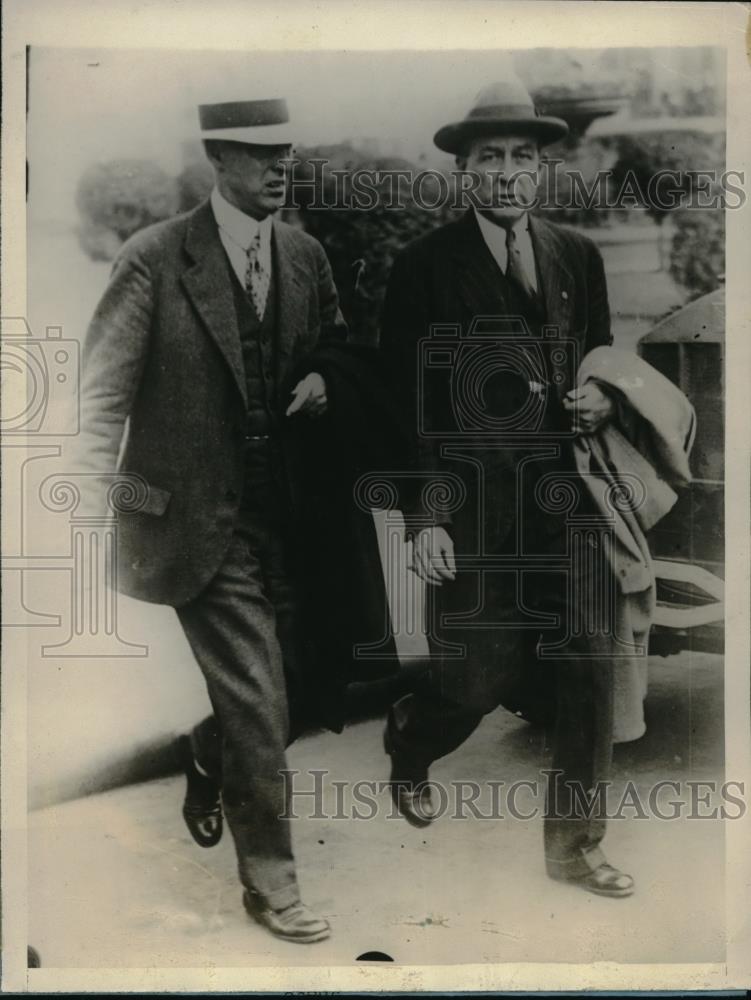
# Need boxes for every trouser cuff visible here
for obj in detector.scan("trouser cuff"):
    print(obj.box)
[546,845,607,880]
[246,882,301,912]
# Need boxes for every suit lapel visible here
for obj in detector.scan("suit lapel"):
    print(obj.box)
[272,221,309,371]
[529,216,577,398]
[452,211,509,319]
[529,216,575,335]
[182,201,247,406]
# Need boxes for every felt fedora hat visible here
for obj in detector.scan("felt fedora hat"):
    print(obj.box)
[198,98,294,146]
[434,77,568,154]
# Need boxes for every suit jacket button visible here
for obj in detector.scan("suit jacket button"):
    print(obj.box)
[561,290,569,300]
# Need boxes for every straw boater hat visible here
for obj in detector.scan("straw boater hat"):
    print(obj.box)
[198,98,294,145]
[434,77,568,155]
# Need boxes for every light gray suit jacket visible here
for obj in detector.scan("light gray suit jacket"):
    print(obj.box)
[77,199,346,606]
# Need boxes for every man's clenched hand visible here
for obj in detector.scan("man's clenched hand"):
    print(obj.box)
[409,526,456,586]
[563,382,614,435]
[286,372,328,417]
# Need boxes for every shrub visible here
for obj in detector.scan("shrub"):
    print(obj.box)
[176,160,214,213]
[76,160,178,259]
[669,208,725,296]
[293,146,454,344]
[607,130,725,296]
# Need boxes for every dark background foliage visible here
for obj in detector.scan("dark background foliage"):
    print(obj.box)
[74,77,726,334]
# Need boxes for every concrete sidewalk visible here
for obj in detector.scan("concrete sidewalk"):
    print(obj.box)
[29,652,725,970]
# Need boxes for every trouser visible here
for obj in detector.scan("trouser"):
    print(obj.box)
[177,441,304,909]
[387,523,617,879]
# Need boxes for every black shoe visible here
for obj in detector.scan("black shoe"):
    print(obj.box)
[178,734,223,848]
[550,862,635,898]
[243,890,331,943]
[383,727,436,828]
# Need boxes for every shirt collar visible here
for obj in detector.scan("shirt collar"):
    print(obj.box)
[473,207,530,248]
[210,187,272,251]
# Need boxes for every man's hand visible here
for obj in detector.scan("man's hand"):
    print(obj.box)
[409,526,456,586]
[285,372,328,418]
[563,382,614,435]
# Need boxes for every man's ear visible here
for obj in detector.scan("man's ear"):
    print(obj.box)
[455,154,467,171]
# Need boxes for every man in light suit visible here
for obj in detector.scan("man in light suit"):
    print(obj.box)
[380,78,635,897]
[78,97,343,942]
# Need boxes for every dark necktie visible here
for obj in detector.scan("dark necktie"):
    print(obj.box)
[505,226,538,303]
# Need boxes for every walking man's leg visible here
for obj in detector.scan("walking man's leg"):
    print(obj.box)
[385,573,528,825]
[541,535,635,897]
[177,513,330,942]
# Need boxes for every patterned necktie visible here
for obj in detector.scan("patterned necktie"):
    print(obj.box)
[245,231,270,318]
[505,226,538,303]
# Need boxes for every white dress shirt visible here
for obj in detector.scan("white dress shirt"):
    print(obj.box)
[474,207,538,292]
[210,187,273,286]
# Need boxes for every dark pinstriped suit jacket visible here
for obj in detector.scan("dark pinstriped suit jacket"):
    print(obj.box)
[379,209,613,545]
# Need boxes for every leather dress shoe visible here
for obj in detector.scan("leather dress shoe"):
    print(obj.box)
[552,862,635,898]
[243,890,331,943]
[383,728,436,828]
[178,734,223,848]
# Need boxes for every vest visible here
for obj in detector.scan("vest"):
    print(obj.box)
[228,262,291,515]
[484,266,568,435]
[230,264,279,437]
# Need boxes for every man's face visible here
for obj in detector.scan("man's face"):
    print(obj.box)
[461,133,541,226]
[212,142,293,219]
